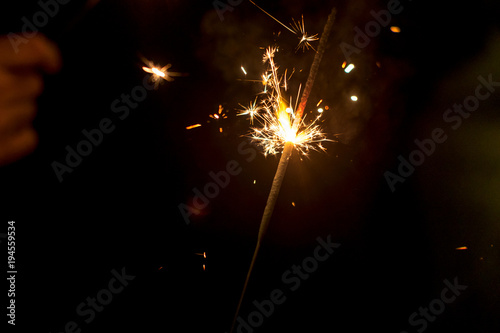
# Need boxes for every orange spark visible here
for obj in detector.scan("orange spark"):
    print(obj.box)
[390,26,401,33]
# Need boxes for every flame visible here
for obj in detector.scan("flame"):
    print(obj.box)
[246,47,332,156]
[277,101,297,143]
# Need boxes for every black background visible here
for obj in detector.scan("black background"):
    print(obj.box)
[1,0,499,332]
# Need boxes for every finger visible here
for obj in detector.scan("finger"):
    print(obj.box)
[0,34,62,74]
[0,101,37,137]
[0,70,44,103]
[0,127,38,166]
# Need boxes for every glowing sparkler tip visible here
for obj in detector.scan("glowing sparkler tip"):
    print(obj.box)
[244,46,332,156]
[351,95,358,102]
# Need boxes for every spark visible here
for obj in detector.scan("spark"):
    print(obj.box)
[208,105,228,133]
[351,95,358,102]
[249,0,318,52]
[248,0,295,34]
[261,73,272,93]
[241,66,248,75]
[316,99,323,107]
[142,64,172,87]
[195,252,207,258]
[210,105,228,120]
[245,47,332,156]
[141,56,187,88]
[317,108,323,113]
[390,26,401,33]
[238,97,261,124]
[344,63,355,73]
[186,124,202,130]
[456,246,468,250]
[291,15,319,52]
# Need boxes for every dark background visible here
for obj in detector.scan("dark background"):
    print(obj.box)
[1,0,499,332]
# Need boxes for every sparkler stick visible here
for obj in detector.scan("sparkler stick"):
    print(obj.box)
[292,8,337,130]
[230,7,337,333]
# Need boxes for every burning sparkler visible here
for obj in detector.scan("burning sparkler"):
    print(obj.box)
[230,7,337,333]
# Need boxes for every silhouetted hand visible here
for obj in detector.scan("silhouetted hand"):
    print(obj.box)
[0,34,61,166]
